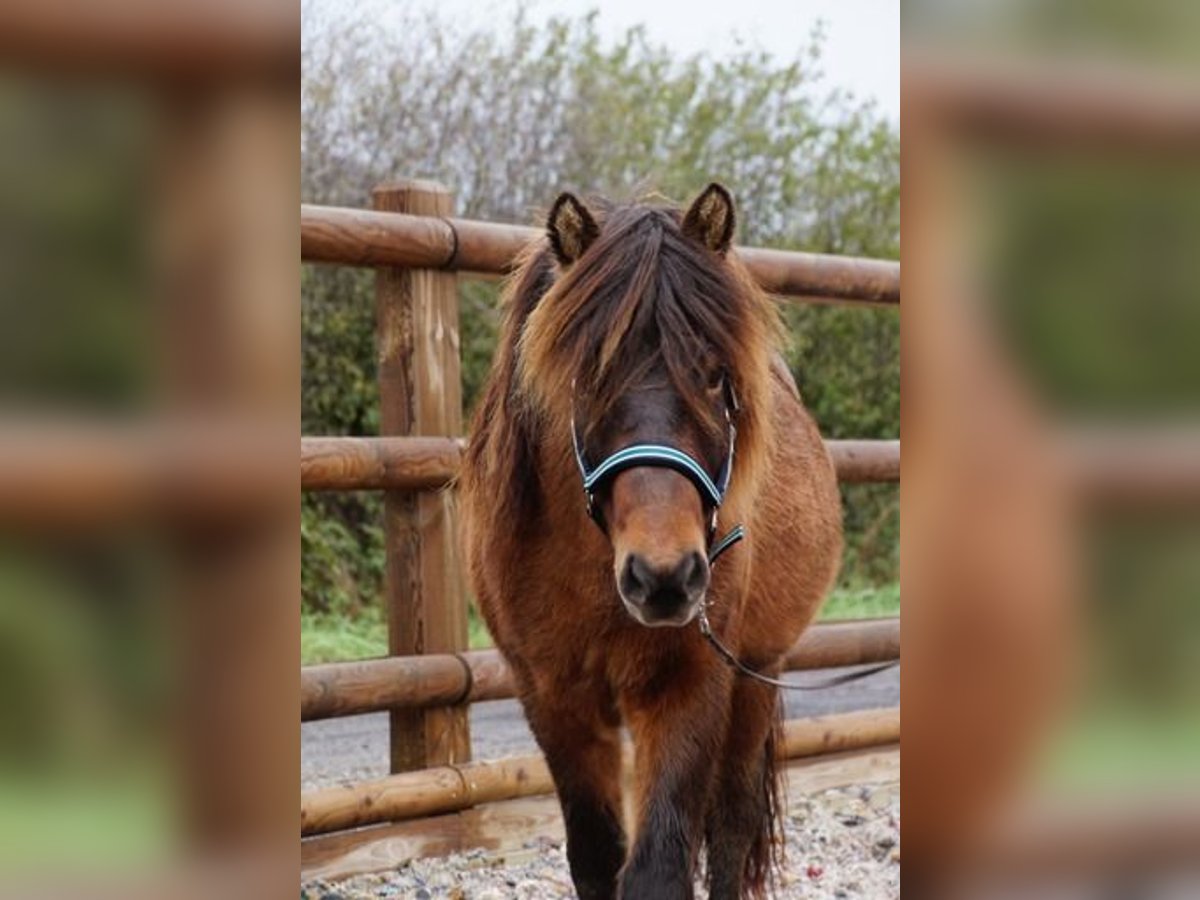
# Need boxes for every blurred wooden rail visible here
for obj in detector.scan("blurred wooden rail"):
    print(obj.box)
[8,426,1200,523]
[908,58,1200,152]
[301,617,900,721]
[301,707,900,836]
[299,436,900,492]
[0,2,296,79]
[300,204,901,305]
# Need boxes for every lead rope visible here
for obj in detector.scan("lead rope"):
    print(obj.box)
[700,534,899,691]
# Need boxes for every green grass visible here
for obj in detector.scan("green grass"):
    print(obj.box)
[301,605,491,665]
[0,766,174,870]
[1040,705,1200,791]
[301,582,899,665]
[819,581,900,621]
[302,609,387,665]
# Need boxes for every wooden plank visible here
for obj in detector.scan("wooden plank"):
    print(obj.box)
[302,204,461,270]
[301,619,900,721]
[1064,429,1200,511]
[0,0,295,80]
[298,437,899,491]
[782,707,900,759]
[736,245,899,304]
[373,180,470,773]
[908,57,1200,152]
[300,708,899,835]
[301,754,555,837]
[300,204,900,304]
[952,793,1200,876]
[300,436,462,491]
[301,654,471,721]
[827,439,900,483]
[300,745,900,882]
[781,741,901,795]
[301,795,567,883]
[783,617,901,671]
[0,422,287,528]
[157,87,299,850]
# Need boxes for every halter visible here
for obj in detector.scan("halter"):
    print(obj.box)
[571,377,745,565]
[569,376,899,692]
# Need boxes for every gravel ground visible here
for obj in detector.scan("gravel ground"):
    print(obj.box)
[300,780,900,899]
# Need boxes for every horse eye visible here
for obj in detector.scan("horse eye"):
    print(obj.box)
[705,368,725,393]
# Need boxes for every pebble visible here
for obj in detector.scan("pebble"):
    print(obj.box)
[302,782,899,899]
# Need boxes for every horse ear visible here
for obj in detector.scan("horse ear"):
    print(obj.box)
[682,182,736,254]
[546,192,599,266]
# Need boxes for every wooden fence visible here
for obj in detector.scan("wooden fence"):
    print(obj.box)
[298,179,902,845]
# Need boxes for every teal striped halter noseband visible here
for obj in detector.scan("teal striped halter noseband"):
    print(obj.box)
[570,377,746,566]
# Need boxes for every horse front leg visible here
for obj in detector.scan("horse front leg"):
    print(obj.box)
[705,675,782,900]
[521,685,626,900]
[619,656,733,900]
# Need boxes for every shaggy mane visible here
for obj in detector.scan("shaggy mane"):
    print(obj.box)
[520,199,780,505]
[463,194,781,543]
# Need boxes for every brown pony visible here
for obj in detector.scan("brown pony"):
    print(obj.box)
[460,184,842,899]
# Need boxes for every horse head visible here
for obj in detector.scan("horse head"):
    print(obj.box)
[520,184,777,627]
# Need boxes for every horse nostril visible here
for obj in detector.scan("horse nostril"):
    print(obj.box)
[678,551,710,597]
[619,552,709,611]
[620,554,653,603]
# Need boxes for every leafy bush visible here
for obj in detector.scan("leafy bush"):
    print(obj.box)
[300,496,384,617]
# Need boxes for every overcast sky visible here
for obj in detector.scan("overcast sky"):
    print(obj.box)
[508,0,900,121]
[331,0,899,122]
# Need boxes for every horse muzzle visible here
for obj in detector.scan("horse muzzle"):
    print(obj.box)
[617,550,710,627]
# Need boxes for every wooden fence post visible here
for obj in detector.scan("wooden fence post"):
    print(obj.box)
[372,179,470,772]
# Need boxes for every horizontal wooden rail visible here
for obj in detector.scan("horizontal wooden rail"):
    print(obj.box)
[0,2,295,80]
[300,707,900,835]
[909,58,1200,152]
[19,426,1200,524]
[299,437,899,493]
[300,204,901,305]
[950,795,1200,877]
[780,616,901,670]
[828,439,901,484]
[0,420,290,528]
[301,436,463,492]
[301,617,899,721]
[1065,430,1200,511]
[0,429,895,526]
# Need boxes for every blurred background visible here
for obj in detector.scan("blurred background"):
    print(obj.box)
[0,0,297,894]
[3,0,1198,895]
[904,0,1200,895]
[299,0,901,663]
